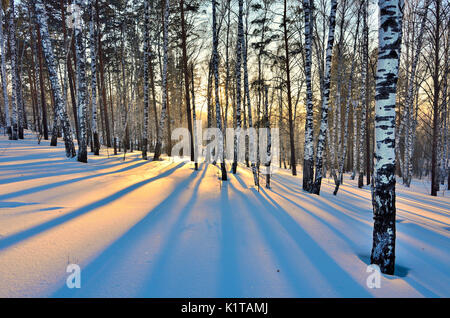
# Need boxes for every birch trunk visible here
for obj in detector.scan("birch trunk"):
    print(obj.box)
[154,0,169,161]
[358,0,369,188]
[75,0,88,163]
[334,5,361,195]
[180,0,195,167]
[403,0,431,187]
[242,0,258,186]
[8,0,18,140]
[370,0,403,275]
[311,0,338,195]
[142,0,150,160]
[33,0,76,157]
[90,0,100,155]
[232,0,244,174]
[0,7,10,139]
[212,0,227,181]
[302,0,314,191]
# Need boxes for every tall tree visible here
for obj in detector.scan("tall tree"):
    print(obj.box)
[302,0,314,190]
[283,0,296,177]
[311,0,338,195]
[232,0,244,174]
[8,0,19,140]
[370,0,403,275]
[180,0,195,168]
[90,0,100,155]
[33,0,76,158]
[154,0,169,161]
[0,5,11,139]
[358,0,369,188]
[142,0,150,160]
[212,0,227,181]
[430,0,442,196]
[74,0,88,163]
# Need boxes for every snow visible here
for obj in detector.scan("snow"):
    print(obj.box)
[0,132,449,297]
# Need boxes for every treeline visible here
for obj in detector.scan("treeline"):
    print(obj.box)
[0,0,448,195]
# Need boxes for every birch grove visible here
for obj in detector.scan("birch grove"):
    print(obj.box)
[0,0,448,279]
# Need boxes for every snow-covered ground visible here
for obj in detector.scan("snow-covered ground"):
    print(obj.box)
[0,132,449,297]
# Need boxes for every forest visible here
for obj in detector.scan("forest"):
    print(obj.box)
[0,0,449,298]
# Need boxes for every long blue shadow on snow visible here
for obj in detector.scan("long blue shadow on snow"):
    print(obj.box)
[233,173,372,297]
[0,156,144,185]
[0,162,185,252]
[0,159,151,201]
[138,163,209,297]
[52,163,205,297]
[217,180,242,297]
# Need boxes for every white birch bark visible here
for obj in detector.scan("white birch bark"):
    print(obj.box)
[142,0,150,160]
[370,0,404,275]
[212,0,227,181]
[311,0,338,195]
[0,7,10,138]
[232,0,244,175]
[33,0,76,157]
[242,0,258,186]
[90,0,99,155]
[358,0,369,188]
[75,0,88,163]
[8,1,18,140]
[154,0,169,161]
[403,0,431,186]
[302,0,314,191]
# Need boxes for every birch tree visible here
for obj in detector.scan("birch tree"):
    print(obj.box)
[402,0,431,187]
[142,0,150,160]
[302,0,314,191]
[180,0,195,168]
[8,0,18,140]
[154,0,169,161]
[212,0,227,181]
[232,0,244,175]
[283,0,296,177]
[0,5,10,139]
[370,0,404,275]
[334,4,361,196]
[358,0,369,188]
[75,0,88,163]
[311,0,338,195]
[33,0,76,158]
[90,0,100,155]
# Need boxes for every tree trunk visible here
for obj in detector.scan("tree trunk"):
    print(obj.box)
[90,0,100,155]
[0,7,11,139]
[311,0,338,195]
[154,0,169,161]
[34,0,76,157]
[180,0,195,167]
[370,0,403,275]
[212,0,227,181]
[75,0,88,163]
[302,0,314,190]
[284,0,297,177]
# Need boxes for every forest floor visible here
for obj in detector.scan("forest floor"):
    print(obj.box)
[0,131,449,297]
